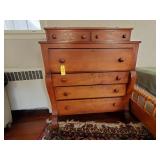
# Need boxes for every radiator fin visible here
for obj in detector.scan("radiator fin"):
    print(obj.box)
[4,70,43,81]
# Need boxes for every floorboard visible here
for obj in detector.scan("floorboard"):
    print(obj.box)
[4,110,138,140]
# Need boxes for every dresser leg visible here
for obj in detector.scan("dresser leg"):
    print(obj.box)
[124,102,130,111]
[51,115,58,128]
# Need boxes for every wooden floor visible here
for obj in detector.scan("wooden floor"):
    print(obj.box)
[4,110,138,140]
[4,110,50,140]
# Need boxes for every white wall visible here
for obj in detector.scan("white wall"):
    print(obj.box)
[4,35,45,69]
[4,20,156,111]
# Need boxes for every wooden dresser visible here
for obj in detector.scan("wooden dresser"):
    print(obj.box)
[39,27,141,126]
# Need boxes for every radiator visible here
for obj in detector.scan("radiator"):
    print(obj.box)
[4,69,51,112]
[4,70,43,81]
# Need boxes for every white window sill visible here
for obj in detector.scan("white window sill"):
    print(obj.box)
[4,30,46,40]
[5,30,45,34]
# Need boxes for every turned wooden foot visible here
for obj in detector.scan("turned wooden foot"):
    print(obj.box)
[51,115,58,128]
[124,102,130,111]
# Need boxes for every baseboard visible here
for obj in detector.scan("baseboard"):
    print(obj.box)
[11,109,50,120]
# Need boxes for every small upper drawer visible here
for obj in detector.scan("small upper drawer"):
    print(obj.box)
[91,30,131,42]
[45,30,90,43]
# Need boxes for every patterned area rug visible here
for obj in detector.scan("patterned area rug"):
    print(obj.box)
[41,120,154,140]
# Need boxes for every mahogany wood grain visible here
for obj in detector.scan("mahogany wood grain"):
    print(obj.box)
[40,44,58,126]
[46,30,90,43]
[45,28,133,43]
[118,71,137,110]
[55,84,126,100]
[52,72,129,86]
[39,27,140,123]
[127,71,137,94]
[39,42,141,47]
[57,97,124,115]
[92,30,131,42]
[49,49,134,73]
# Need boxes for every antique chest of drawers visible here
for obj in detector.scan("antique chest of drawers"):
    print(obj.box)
[39,27,141,126]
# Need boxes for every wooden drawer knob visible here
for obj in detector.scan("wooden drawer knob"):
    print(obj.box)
[63,92,68,96]
[61,78,67,82]
[81,35,87,39]
[59,58,65,63]
[116,76,121,81]
[122,34,126,38]
[95,35,99,39]
[64,106,68,110]
[113,89,119,93]
[113,103,116,107]
[52,34,56,39]
[118,58,124,63]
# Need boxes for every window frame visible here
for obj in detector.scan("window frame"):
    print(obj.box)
[4,20,47,34]
[4,20,47,39]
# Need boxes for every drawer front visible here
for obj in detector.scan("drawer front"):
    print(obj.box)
[55,84,126,100]
[57,98,124,115]
[46,30,90,42]
[52,72,129,86]
[91,30,131,42]
[49,49,134,73]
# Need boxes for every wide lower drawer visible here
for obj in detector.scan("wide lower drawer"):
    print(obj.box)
[57,97,125,115]
[48,49,135,73]
[52,72,129,86]
[55,84,126,100]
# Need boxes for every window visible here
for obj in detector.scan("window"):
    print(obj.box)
[4,20,41,30]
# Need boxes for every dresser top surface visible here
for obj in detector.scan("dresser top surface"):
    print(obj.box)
[39,41,141,44]
[44,27,133,30]
[40,27,141,44]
